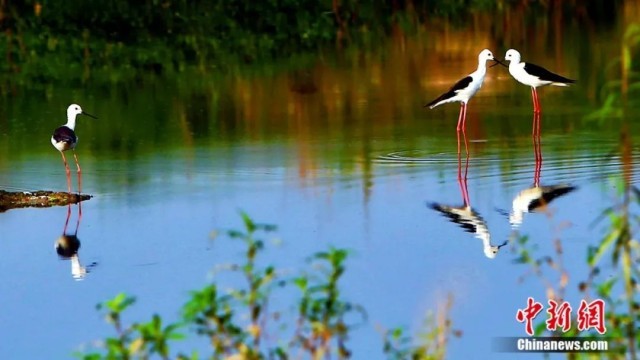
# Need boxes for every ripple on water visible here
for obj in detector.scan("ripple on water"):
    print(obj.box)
[373,149,465,166]
[505,151,640,187]
[370,143,640,190]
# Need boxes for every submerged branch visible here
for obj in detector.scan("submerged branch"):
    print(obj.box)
[0,190,91,212]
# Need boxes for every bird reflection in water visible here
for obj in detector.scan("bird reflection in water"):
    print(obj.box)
[509,112,576,228]
[428,153,508,259]
[55,204,95,280]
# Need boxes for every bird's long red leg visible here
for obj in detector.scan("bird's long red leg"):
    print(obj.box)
[462,153,470,206]
[534,148,542,187]
[73,151,82,195]
[530,87,535,113]
[61,152,72,193]
[536,104,542,135]
[531,88,537,132]
[532,87,541,113]
[532,112,542,186]
[457,152,470,206]
[63,204,72,234]
[461,103,469,155]
[456,103,464,155]
[76,200,83,232]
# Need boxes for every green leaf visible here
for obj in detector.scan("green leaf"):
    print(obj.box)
[596,277,617,298]
[293,276,308,290]
[227,229,245,238]
[240,211,256,233]
[589,227,620,267]
[105,293,136,313]
[533,321,548,336]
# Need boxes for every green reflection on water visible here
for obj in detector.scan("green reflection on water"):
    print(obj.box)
[0,14,639,193]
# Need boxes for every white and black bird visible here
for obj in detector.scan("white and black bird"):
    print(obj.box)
[51,104,97,194]
[510,184,577,228]
[425,49,503,154]
[502,49,575,113]
[428,203,508,259]
[55,204,92,280]
[56,233,87,280]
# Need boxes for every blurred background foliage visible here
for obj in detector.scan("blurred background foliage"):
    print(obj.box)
[0,0,625,88]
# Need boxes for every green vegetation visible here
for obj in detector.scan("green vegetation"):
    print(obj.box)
[0,1,622,89]
[588,23,640,120]
[79,212,457,359]
[511,135,640,357]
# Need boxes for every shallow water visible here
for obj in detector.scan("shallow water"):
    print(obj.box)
[1,20,639,359]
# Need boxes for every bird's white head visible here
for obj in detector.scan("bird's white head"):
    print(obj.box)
[504,49,521,64]
[484,245,499,259]
[66,103,97,128]
[483,239,508,259]
[478,49,496,62]
[67,104,84,122]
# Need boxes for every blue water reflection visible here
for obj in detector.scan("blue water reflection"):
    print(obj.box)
[0,48,639,360]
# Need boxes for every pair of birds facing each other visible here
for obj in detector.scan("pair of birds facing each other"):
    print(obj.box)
[425,48,575,152]
[51,104,97,194]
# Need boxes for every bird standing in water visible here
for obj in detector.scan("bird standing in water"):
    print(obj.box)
[428,155,508,259]
[425,49,504,154]
[51,104,97,194]
[502,49,575,113]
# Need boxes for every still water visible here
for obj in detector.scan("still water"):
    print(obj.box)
[0,24,639,359]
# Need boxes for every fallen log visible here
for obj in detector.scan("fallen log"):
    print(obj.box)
[0,190,91,212]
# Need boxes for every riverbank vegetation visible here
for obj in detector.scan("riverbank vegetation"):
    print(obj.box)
[0,1,623,89]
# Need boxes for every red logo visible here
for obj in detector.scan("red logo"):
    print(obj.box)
[577,299,606,334]
[516,297,544,336]
[546,300,572,332]
[517,298,607,335]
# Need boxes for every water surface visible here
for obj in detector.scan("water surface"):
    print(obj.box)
[0,21,638,359]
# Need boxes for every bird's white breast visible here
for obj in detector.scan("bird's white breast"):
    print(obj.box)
[51,136,76,152]
[509,63,548,87]
[458,70,486,101]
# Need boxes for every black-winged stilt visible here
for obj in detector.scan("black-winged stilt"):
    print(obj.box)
[509,114,577,227]
[510,184,576,228]
[425,49,503,154]
[502,49,575,113]
[55,204,90,280]
[51,104,97,194]
[428,154,508,259]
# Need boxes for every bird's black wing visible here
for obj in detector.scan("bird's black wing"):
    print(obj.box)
[523,63,576,84]
[52,126,77,144]
[529,184,577,211]
[424,76,473,108]
[428,202,477,234]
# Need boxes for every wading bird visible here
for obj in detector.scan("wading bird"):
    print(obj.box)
[428,154,508,259]
[51,104,97,194]
[425,49,504,154]
[502,49,575,113]
[508,113,577,228]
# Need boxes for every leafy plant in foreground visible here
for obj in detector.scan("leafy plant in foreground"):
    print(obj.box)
[292,248,365,358]
[79,212,457,359]
[511,132,640,358]
[383,294,458,360]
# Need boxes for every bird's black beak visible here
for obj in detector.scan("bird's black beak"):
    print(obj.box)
[490,59,508,68]
[497,240,509,249]
[82,111,98,119]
